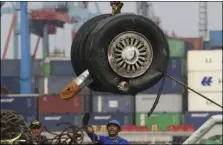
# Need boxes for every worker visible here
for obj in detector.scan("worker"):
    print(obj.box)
[86,119,129,144]
[30,120,48,144]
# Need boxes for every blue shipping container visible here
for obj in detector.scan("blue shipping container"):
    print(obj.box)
[50,60,76,76]
[185,112,222,130]
[1,59,43,76]
[210,30,222,48]
[142,76,185,94]
[203,41,210,50]
[184,41,193,57]
[0,95,38,124]
[39,114,84,132]
[1,76,20,94]
[89,112,134,126]
[92,95,134,113]
[1,76,37,94]
[167,57,182,76]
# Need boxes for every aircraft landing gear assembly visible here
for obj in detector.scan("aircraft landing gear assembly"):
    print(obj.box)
[60,2,169,100]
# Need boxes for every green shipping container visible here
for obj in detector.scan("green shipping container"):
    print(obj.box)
[168,39,185,57]
[135,113,182,131]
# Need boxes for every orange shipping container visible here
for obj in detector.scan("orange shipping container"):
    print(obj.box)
[181,38,203,50]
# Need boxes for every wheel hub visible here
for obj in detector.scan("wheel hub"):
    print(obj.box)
[108,31,153,78]
[121,46,139,64]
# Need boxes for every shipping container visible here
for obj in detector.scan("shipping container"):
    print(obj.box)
[167,57,183,76]
[188,71,222,92]
[0,94,38,124]
[188,92,222,112]
[89,112,134,126]
[187,50,222,72]
[92,95,134,113]
[209,30,222,48]
[38,94,86,114]
[135,113,182,131]
[1,76,37,94]
[185,112,222,130]
[135,94,183,113]
[168,39,186,57]
[184,41,193,56]
[50,60,76,76]
[181,38,203,50]
[1,76,20,94]
[38,76,90,95]
[181,58,187,76]
[39,113,84,132]
[1,59,43,76]
[142,76,185,94]
[210,47,223,50]
[203,41,210,50]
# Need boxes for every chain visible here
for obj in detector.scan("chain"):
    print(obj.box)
[110,1,124,15]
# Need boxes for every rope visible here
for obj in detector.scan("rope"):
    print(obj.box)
[0,110,35,144]
[40,122,93,145]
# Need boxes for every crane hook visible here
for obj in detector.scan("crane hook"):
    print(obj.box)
[110,1,124,15]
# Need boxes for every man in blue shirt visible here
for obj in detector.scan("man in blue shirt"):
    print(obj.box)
[86,120,129,144]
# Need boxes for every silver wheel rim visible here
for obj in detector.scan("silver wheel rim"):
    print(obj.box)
[108,31,153,78]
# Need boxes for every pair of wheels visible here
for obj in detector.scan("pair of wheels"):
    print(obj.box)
[71,13,169,95]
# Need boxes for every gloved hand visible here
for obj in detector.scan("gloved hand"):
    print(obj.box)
[82,113,90,126]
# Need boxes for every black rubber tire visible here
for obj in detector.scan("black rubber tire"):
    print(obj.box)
[85,13,169,94]
[70,14,111,92]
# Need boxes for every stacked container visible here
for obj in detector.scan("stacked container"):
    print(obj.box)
[36,56,93,131]
[37,76,90,95]
[49,58,75,76]
[181,37,203,50]
[91,92,134,129]
[0,94,38,124]
[0,59,42,124]
[209,30,222,49]
[186,50,222,130]
[135,39,191,131]
[38,94,88,131]
[38,57,91,95]
[1,59,42,94]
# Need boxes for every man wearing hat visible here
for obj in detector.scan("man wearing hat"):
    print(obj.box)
[86,119,129,144]
[30,120,48,144]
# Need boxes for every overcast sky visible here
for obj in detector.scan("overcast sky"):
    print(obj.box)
[1,2,222,59]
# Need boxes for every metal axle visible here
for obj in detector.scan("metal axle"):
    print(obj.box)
[60,69,129,100]
[60,70,93,100]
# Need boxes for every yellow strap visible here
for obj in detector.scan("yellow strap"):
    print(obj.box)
[0,133,22,144]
